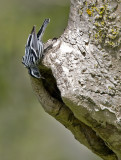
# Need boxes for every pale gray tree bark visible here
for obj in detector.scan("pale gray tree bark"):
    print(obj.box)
[30,0,121,160]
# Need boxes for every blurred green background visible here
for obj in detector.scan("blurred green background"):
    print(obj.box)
[0,0,102,160]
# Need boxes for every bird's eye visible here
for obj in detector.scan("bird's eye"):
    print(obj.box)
[34,71,40,78]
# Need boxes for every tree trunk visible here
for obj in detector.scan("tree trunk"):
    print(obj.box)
[30,0,121,159]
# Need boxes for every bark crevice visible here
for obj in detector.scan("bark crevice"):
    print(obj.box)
[29,0,121,160]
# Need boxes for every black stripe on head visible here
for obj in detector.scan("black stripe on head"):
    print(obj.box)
[28,67,41,78]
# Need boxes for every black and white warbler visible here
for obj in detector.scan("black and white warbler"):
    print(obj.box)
[22,19,50,78]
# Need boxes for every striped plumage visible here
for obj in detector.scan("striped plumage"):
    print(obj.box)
[22,19,50,78]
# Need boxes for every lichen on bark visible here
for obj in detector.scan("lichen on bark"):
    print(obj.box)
[78,0,121,49]
[29,0,121,160]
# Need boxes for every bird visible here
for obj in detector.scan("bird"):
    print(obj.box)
[22,18,50,78]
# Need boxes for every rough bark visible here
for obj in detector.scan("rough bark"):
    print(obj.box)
[30,0,121,160]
